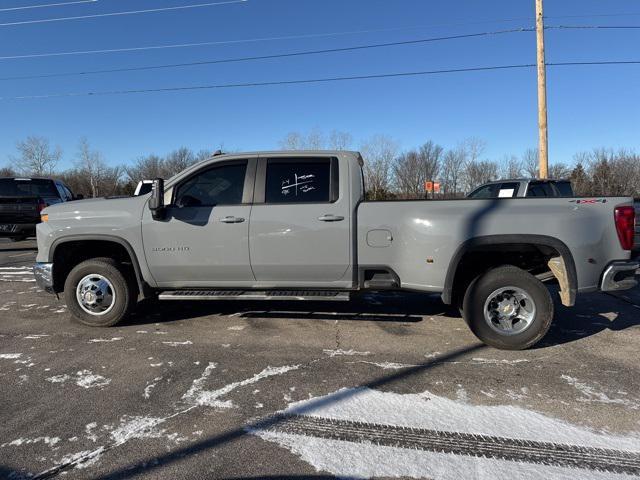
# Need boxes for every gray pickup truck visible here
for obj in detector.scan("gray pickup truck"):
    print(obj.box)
[33,151,638,350]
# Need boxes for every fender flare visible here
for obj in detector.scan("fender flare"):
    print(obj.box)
[49,234,150,296]
[441,234,577,306]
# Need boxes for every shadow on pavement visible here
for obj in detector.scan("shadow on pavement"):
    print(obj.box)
[124,291,458,327]
[538,291,640,347]
[81,343,485,480]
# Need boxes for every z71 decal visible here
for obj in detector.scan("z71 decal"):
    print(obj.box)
[569,199,607,204]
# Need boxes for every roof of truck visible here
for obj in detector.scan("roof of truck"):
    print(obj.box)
[479,178,569,184]
[209,150,360,158]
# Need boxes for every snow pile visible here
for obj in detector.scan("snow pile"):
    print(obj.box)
[255,387,640,480]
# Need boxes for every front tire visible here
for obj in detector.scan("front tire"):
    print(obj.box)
[64,257,136,327]
[462,265,553,350]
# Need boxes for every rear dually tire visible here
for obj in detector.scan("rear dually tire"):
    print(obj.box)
[462,265,554,350]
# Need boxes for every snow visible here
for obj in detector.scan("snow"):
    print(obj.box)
[356,361,417,370]
[254,387,640,480]
[182,363,300,408]
[259,433,635,480]
[1,436,60,448]
[0,353,22,359]
[161,340,193,346]
[470,357,530,365]
[110,415,169,444]
[88,337,123,343]
[76,370,111,389]
[562,375,640,409]
[323,349,370,357]
[46,370,110,388]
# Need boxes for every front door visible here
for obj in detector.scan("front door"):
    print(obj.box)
[249,156,352,286]
[142,159,255,287]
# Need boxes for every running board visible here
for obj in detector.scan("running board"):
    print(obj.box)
[158,290,351,301]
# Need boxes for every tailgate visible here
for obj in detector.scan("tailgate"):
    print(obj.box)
[0,197,40,224]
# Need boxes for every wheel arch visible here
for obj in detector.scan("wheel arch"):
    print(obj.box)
[442,234,577,307]
[49,235,150,297]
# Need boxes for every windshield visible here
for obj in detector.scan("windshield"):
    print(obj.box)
[0,178,57,197]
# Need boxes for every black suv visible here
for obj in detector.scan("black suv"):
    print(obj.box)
[0,178,79,241]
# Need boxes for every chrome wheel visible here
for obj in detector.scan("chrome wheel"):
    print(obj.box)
[483,286,536,336]
[76,274,116,316]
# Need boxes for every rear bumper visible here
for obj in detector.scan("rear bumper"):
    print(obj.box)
[33,262,55,294]
[600,261,639,292]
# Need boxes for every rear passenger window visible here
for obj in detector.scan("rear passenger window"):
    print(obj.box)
[527,182,555,197]
[469,184,497,198]
[497,182,520,198]
[265,160,331,203]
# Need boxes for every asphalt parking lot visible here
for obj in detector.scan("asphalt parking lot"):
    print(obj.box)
[1,238,639,480]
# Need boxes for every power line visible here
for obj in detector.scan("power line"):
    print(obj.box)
[549,24,640,30]
[0,17,546,62]
[0,28,533,81]
[0,0,97,12]
[2,60,639,101]
[0,0,246,27]
[546,12,640,20]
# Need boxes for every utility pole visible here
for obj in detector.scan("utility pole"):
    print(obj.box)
[536,0,549,178]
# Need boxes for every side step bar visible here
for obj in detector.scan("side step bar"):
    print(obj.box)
[158,290,351,301]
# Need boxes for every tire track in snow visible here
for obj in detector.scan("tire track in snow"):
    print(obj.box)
[266,414,640,475]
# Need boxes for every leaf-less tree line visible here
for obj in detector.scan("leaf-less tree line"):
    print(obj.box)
[3,133,639,199]
[1,136,211,198]
[280,129,640,199]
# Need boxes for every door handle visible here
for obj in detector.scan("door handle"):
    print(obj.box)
[318,214,344,222]
[220,216,245,224]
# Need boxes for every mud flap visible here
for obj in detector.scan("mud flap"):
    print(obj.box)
[548,256,571,306]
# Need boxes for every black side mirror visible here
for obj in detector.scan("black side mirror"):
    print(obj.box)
[74,194,84,200]
[149,178,165,220]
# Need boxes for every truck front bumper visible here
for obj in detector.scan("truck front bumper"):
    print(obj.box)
[600,261,639,292]
[33,262,54,294]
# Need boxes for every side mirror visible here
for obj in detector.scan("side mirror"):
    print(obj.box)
[149,178,165,220]
[74,194,84,200]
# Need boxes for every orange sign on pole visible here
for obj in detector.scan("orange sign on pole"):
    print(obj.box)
[433,182,441,194]
[425,181,433,192]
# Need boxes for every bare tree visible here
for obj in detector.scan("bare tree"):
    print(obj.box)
[570,163,590,196]
[360,134,398,200]
[500,155,523,179]
[464,160,499,192]
[126,154,165,184]
[76,138,104,198]
[393,141,443,198]
[522,148,539,178]
[0,166,16,177]
[328,130,353,151]
[279,132,305,150]
[11,136,62,175]
[73,138,124,198]
[164,147,196,176]
[461,137,486,164]
[279,128,353,151]
[548,163,571,179]
[304,128,325,150]
[440,147,466,198]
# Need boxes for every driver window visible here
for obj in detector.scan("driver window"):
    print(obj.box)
[175,162,247,207]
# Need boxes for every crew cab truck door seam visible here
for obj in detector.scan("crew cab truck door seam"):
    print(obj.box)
[248,154,352,285]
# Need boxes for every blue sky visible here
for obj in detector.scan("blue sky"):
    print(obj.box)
[0,0,639,170]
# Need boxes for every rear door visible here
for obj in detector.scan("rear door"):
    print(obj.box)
[248,156,351,286]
